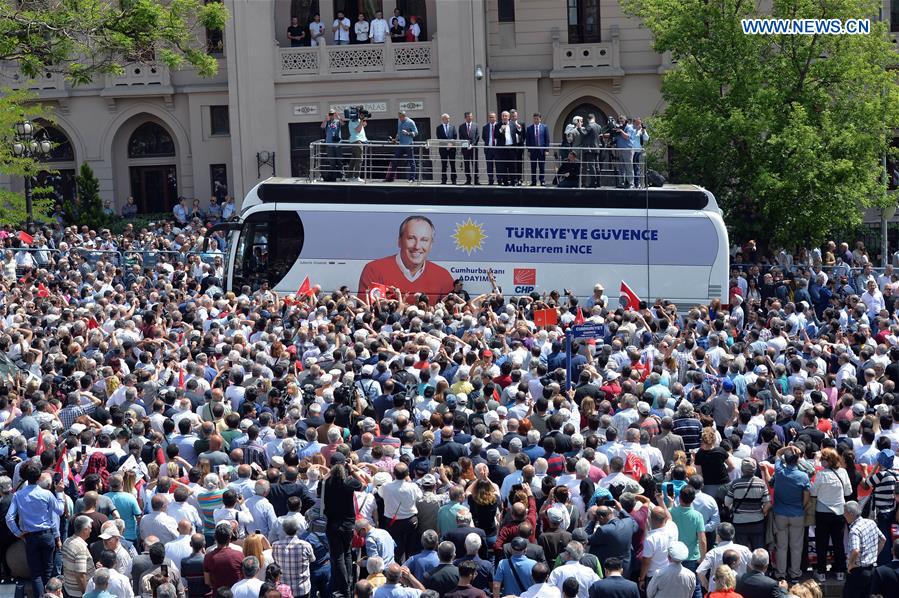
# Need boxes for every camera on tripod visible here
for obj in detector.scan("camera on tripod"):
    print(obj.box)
[606,116,621,136]
[344,105,371,121]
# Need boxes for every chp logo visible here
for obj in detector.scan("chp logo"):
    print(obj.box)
[514,268,536,293]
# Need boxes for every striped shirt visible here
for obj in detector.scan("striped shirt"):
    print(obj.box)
[673,417,703,451]
[866,468,899,512]
[848,517,885,566]
[724,476,770,524]
[197,489,225,536]
[62,535,95,596]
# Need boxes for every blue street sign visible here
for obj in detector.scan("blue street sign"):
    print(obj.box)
[570,323,606,340]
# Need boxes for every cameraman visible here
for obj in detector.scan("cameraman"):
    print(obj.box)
[321,109,345,181]
[612,114,636,188]
[347,107,368,182]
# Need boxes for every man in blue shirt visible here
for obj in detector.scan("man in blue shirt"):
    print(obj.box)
[772,446,809,581]
[373,563,426,598]
[384,111,418,182]
[404,529,440,581]
[630,117,649,188]
[358,519,397,567]
[493,537,536,597]
[6,460,65,598]
[612,115,635,188]
[322,109,345,181]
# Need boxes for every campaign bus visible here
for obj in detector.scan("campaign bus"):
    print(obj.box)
[219,179,729,306]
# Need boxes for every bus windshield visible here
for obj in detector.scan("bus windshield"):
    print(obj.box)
[233,211,303,291]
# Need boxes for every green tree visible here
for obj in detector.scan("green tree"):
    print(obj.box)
[74,162,107,229]
[622,0,899,247]
[0,0,229,225]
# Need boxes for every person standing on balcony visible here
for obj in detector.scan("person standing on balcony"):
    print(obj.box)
[390,18,405,43]
[436,114,457,185]
[497,111,522,187]
[459,112,480,185]
[370,11,389,43]
[508,109,525,186]
[309,14,326,46]
[482,112,499,186]
[526,113,550,187]
[354,14,370,44]
[392,8,406,29]
[406,16,421,42]
[322,109,345,182]
[287,16,306,47]
[333,11,351,45]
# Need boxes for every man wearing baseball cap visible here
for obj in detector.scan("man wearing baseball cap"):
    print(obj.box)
[710,378,739,436]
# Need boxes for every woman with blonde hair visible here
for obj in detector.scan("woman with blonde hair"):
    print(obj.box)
[243,533,273,580]
[708,565,742,598]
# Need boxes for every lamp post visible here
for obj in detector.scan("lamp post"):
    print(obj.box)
[11,120,52,232]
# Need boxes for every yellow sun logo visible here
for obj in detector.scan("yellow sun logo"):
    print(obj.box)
[452,218,487,255]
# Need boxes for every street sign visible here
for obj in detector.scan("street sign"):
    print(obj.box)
[570,323,606,340]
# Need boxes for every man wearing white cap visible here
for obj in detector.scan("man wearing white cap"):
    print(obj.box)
[646,541,697,598]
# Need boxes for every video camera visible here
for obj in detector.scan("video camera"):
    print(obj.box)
[606,116,622,136]
[344,105,371,121]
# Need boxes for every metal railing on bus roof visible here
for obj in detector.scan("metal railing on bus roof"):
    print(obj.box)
[307,140,650,189]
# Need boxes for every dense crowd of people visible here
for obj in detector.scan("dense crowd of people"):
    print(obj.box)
[1,219,899,598]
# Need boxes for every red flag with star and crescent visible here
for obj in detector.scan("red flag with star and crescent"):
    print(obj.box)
[296,276,315,298]
[620,281,642,311]
[367,283,389,304]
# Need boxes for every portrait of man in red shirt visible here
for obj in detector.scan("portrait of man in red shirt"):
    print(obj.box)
[358,214,454,299]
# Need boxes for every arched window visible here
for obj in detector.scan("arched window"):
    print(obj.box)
[128,122,176,159]
[37,125,74,163]
[562,103,609,130]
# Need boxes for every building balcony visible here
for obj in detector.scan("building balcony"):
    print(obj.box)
[548,27,625,93]
[101,62,174,108]
[0,62,67,94]
[277,41,436,80]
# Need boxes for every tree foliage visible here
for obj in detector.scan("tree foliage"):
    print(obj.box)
[74,162,109,230]
[622,0,899,247]
[0,0,229,225]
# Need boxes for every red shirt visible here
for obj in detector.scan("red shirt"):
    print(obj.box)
[358,255,454,300]
[203,545,243,590]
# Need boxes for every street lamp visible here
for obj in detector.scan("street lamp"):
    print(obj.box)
[11,119,52,231]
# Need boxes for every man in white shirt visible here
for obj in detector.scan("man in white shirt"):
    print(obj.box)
[862,278,886,320]
[332,11,350,44]
[520,562,562,598]
[167,486,203,531]
[245,480,279,537]
[370,11,389,43]
[640,506,679,587]
[309,14,326,46]
[547,542,600,598]
[354,13,369,42]
[696,523,752,593]
[163,520,195,574]
[377,463,422,562]
[140,495,180,544]
[86,552,134,598]
[231,556,264,598]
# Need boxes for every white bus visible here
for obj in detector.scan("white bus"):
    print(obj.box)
[219,179,729,306]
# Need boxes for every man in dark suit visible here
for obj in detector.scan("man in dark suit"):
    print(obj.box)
[458,112,480,185]
[482,112,499,185]
[443,509,489,559]
[581,114,604,187]
[735,548,787,598]
[496,111,521,186]
[526,113,551,186]
[424,541,461,595]
[871,543,899,597]
[588,557,639,598]
[436,114,457,185]
[432,426,467,465]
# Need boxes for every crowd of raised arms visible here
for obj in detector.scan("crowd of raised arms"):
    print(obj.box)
[0,218,899,598]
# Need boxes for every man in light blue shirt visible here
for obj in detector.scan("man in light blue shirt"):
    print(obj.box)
[172,198,188,225]
[386,111,418,182]
[373,563,426,598]
[245,480,279,536]
[358,519,397,567]
[772,446,809,580]
[403,530,440,580]
[323,109,344,180]
[6,461,65,598]
[630,117,650,187]
[493,537,536,597]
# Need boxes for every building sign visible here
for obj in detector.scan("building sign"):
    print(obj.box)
[293,104,319,116]
[329,102,387,114]
[398,100,425,112]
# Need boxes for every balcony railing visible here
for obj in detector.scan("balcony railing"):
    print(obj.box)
[279,41,435,78]
[549,27,624,91]
[0,62,66,92]
[105,62,171,88]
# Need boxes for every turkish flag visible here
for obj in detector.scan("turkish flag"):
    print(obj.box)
[368,283,389,304]
[296,276,315,298]
[620,281,642,311]
[178,367,185,389]
[37,283,49,298]
[534,308,558,328]
[87,316,100,330]
[36,431,44,455]
[17,231,33,244]
[574,307,585,325]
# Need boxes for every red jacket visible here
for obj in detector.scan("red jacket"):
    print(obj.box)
[492,496,537,551]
